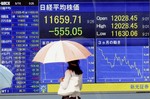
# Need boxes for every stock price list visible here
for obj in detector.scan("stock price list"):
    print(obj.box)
[0,0,40,93]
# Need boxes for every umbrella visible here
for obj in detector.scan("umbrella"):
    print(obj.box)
[32,40,91,63]
[0,64,14,90]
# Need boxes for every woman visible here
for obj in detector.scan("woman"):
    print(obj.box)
[59,60,83,99]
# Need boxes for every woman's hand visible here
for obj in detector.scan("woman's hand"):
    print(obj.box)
[59,77,64,82]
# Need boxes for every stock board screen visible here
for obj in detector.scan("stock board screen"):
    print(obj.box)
[0,0,150,93]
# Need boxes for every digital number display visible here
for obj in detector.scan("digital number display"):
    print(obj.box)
[40,12,95,38]
[0,0,149,93]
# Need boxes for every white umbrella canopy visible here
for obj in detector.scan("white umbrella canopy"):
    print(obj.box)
[32,40,91,63]
[0,64,14,90]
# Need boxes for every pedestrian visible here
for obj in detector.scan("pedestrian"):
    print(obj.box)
[59,60,83,99]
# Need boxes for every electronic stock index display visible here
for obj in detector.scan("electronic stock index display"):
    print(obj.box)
[0,0,150,93]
